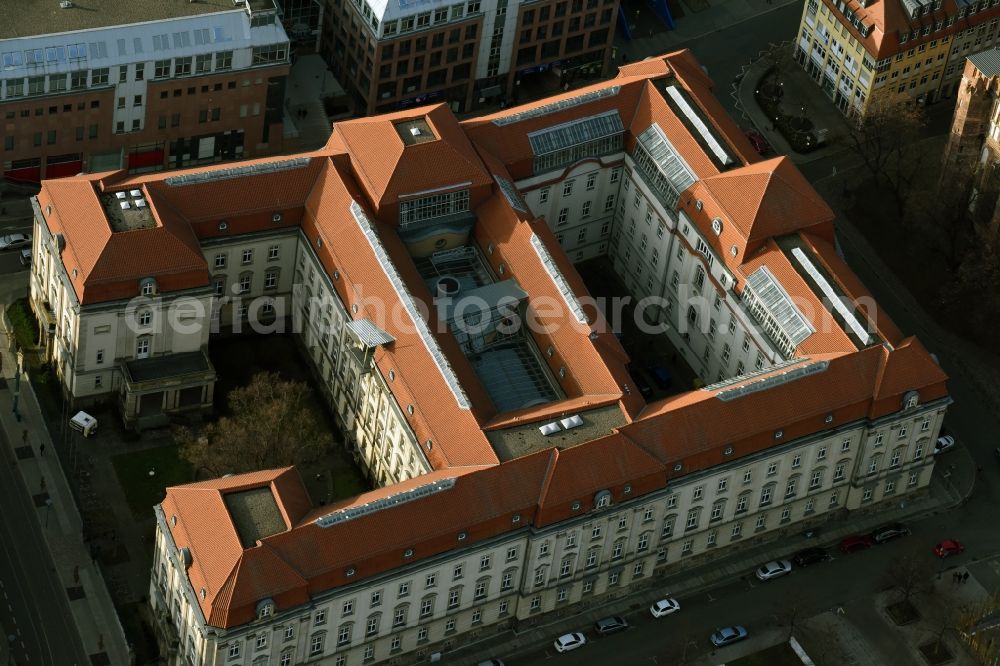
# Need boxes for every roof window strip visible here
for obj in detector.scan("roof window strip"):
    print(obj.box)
[527,110,624,156]
[529,233,588,325]
[491,86,621,126]
[315,478,457,527]
[745,266,814,346]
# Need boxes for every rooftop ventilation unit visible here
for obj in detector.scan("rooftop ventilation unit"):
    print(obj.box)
[115,192,127,200]
[134,198,147,208]
[119,201,130,210]
[538,422,562,436]
[129,189,142,198]
[60,0,74,8]
[410,127,421,137]
[559,415,584,430]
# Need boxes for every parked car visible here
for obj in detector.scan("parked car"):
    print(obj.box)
[755,559,792,581]
[649,365,672,389]
[871,523,910,544]
[477,660,505,666]
[710,625,749,647]
[650,597,681,618]
[628,367,654,398]
[934,435,956,455]
[0,232,31,251]
[19,248,31,266]
[792,547,829,567]
[840,535,874,554]
[933,540,966,558]
[553,633,587,653]
[745,129,772,155]
[594,616,629,635]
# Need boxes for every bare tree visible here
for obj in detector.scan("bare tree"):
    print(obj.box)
[846,91,927,214]
[175,371,333,476]
[882,554,933,605]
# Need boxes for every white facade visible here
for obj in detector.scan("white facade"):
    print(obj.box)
[151,385,943,665]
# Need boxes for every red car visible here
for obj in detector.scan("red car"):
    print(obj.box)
[933,540,965,558]
[745,129,772,155]
[840,535,874,554]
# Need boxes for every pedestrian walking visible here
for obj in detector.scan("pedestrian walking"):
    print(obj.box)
[952,572,960,583]
[963,571,970,583]
[39,443,45,457]
[22,429,28,445]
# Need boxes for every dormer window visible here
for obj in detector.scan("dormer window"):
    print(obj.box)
[140,277,156,296]
[256,599,275,619]
[594,490,612,510]
[903,391,919,410]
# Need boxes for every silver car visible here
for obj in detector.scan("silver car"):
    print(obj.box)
[0,232,31,251]
[710,625,748,647]
[755,559,792,581]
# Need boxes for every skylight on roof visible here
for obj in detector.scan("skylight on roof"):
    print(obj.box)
[664,86,734,166]
[492,86,621,126]
[745,265,814,346]
[530,233,588,325]
[350,200,471,410]
[791,247,871,345]
[494,175,528,213]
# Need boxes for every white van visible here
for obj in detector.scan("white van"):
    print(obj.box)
[69,411,98,437]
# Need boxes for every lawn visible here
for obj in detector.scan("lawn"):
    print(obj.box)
[111,444,193,519]
[5,298,39,349]
[331,467,368,500]
[728,641,803,666]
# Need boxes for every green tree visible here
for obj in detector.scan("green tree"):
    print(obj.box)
[176,372,332,476]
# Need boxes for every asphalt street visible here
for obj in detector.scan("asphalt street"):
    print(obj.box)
[506,502,1000,664]
[0,425,89,665]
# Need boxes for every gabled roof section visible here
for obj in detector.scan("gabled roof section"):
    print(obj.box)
[334,104,493,211]
[694,157,833,256]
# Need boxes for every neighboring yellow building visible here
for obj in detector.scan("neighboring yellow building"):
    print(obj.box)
[795,0,1000,116]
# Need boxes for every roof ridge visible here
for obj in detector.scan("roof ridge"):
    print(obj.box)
[537,448,560,509]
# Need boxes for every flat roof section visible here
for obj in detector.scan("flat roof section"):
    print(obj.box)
[485,403,628,461]
[0,0,237,40]
[223,487,287,549]
[101,188,156,232]
[396,118,437,146]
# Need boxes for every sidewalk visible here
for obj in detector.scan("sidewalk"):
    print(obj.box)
[454,449,976,664]
[0,326,131,666]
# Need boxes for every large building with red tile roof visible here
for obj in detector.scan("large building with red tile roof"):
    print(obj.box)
[794,0,1000,116]
[29,49,949,666]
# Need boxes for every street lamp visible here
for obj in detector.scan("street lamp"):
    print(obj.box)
[11,350,23,422]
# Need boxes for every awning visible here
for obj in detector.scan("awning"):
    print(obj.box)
[347,318,395,348]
